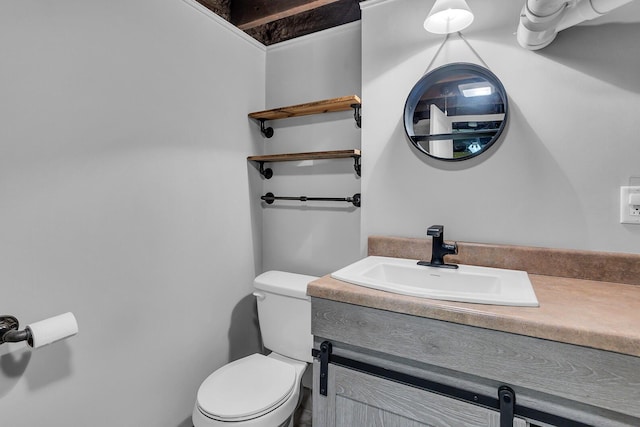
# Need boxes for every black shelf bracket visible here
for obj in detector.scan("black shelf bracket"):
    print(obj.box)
[351,103,361,128]
[257,162,273,179]
[259,119,274,138]
[353,156,361,176]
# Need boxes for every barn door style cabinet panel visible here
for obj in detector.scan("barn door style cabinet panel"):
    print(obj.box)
[313,361,527,427]
[311,298,640,427]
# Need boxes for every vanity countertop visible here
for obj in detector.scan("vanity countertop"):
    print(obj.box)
[307,236,640,358]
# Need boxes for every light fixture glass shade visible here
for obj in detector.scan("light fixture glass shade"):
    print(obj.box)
[424,0,474,34]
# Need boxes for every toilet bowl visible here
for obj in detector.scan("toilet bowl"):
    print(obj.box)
[192,271,317,427]
[193,353,307,427]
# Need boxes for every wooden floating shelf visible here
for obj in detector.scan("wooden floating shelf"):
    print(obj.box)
[248,149,361,179]
[249,95,361,121]
[248,149,360,163]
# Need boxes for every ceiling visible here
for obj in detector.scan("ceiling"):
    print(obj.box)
[196,0,363,45]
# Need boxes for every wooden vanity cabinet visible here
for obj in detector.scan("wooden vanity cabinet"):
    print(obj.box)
[313,362,527,426]
[311,298,640,427]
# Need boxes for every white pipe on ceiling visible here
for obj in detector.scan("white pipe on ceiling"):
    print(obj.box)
[516,0,634,50]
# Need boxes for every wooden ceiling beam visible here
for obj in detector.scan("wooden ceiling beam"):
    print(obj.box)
[197,0,363,45]
[195,0,231,21]
[237,0,342,30]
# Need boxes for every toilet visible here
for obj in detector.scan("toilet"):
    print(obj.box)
[192,270,317,427]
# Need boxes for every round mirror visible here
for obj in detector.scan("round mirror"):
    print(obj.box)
[404,63,508,161]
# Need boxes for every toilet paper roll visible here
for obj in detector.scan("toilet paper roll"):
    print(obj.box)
[26,312,78,349]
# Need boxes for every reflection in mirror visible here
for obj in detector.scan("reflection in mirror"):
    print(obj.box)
[404,63,508,161]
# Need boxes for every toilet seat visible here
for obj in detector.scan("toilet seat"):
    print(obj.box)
[196,354,297,422]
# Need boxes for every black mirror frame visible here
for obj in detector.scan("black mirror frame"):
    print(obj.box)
[403,62,509,162]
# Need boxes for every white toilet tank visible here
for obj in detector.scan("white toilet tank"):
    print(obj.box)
[254,271,317,363]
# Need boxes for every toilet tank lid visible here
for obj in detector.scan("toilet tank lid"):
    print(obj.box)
[254,271,318,299]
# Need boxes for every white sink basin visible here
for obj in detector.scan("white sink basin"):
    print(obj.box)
[331,256,539,307]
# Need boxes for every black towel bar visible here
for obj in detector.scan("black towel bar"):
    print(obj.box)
[261,192,361,207]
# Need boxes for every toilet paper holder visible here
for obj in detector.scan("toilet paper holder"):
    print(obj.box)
[0,315,33,346]
[0,313,78,348]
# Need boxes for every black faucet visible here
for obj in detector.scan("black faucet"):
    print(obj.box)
[418,225,459,269]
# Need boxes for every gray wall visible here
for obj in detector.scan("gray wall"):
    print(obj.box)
[262,23,363,276]
[0,1,265,426]
[361,0,640,254]
[3,0,640,424]
[260,0,640,277]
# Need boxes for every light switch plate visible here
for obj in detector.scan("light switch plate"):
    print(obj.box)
[620,186,640,224]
